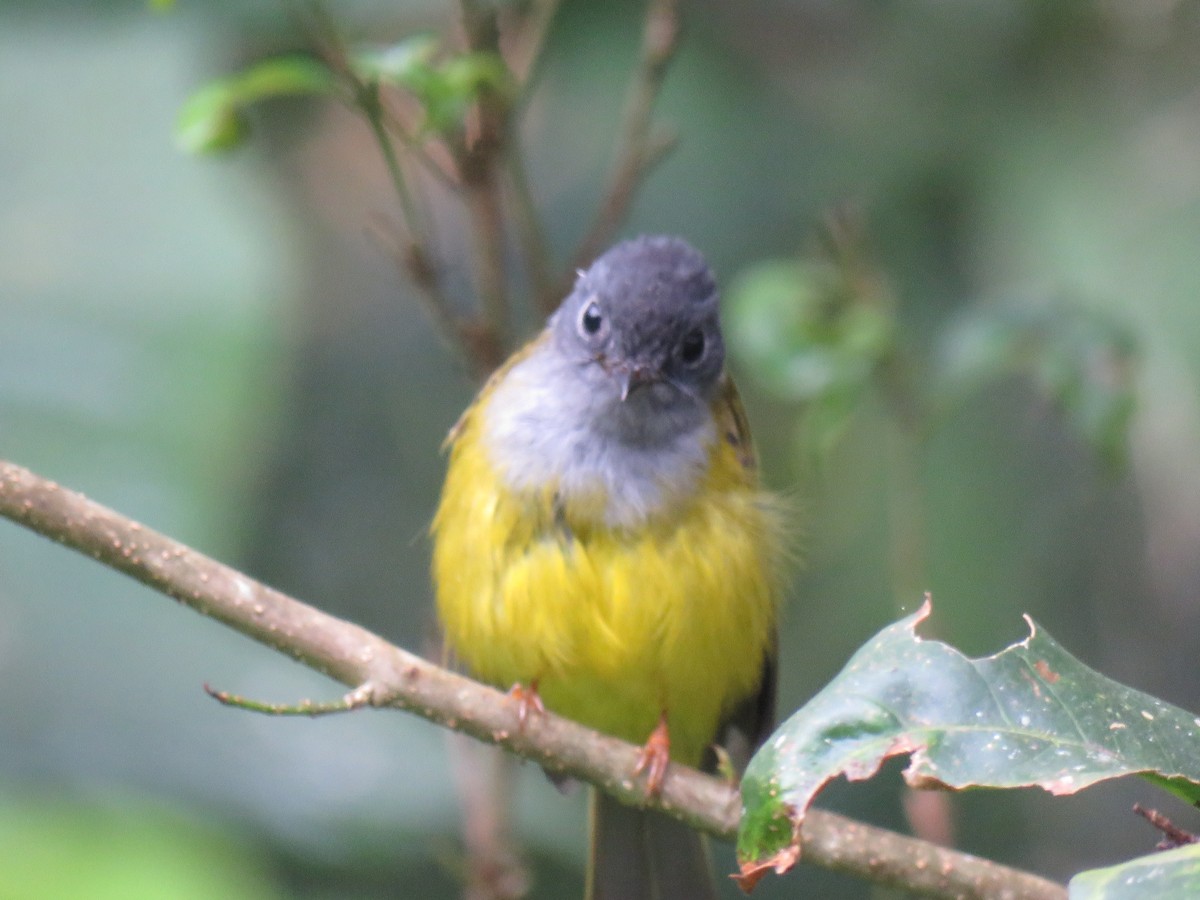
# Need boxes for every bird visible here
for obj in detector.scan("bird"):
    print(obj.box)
[432,235,783,899]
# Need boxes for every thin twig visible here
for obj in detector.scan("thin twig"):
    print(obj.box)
[376,90,463,191]
[457,0,513,362]
[294,0,407,226]
[499,0,564,87]
[462,179,510,367]
[358,81,427,241]
[565,0,682,289]
[0,459,1067,900]
[294,4,497,373]
[496,0,563,314]
[363,218,465,361]
[204,682,374,716]
[1133,803,1199,850]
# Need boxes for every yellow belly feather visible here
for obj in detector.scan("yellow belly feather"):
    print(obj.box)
[433,390,780,767]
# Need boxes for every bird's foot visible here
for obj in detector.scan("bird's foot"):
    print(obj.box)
[507,680,545,729]
[634,714,671,796]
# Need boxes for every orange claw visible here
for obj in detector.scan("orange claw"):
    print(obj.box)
[634,713,671,796]
[507,680,545,729]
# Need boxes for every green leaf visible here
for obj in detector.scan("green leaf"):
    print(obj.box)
[726,258,894,466]
[421,52,513,134]
[440,52,512,100]
[176,56,338,155]
[175,82,248,154]
[728,261,852,399]
[352,39,512,137]
[935,301,1138,469]
[1070,843,1200,899]
[736,599,1200,888]
[351,35,440,86]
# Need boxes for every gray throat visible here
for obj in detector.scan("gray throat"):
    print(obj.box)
[482,344,716,528]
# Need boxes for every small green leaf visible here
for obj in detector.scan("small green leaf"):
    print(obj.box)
[1141,773,1200,807]
[728,260,842,399]
[736,599,1200,887]
[1070,843,1200,899]
[728,259,893,401]
[232,56,338,103]
[351,35,440,86]
[176,82,247,154]
[440,52,512,100]
[176,56,338,155]
[420,52,513,134]
[727,258,894,467]
[352,40,512,137]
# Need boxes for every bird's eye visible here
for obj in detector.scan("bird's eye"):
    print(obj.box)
[579,301,603,337]
[679,328,705,365]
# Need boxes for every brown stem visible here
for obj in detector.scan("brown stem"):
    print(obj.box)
[462,174,510,368]
[450,740,529,900]
[480,0,562,316]
[457,0,513,363]
[499,0,563,87]
[0,459,1067,900]
[1133,803,1199,849]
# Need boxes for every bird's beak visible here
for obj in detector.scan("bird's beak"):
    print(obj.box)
[618,363,659,402]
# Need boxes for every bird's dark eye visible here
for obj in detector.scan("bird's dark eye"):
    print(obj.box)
[679,328,705,365]
[579,301,603,337]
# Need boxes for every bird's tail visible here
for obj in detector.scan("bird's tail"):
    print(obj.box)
[585,788,718,900]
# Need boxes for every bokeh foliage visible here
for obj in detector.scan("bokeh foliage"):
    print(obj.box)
[4,0,1200,897]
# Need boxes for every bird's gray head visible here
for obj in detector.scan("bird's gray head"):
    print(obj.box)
[483,236,725,512]
[550,235,725,415]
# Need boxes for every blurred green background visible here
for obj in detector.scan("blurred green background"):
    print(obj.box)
[4,0,1200,896]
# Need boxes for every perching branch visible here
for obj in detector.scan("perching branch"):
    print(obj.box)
[0,458,1066,900]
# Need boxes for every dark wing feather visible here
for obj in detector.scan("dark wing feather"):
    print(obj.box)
[706,372,779,773]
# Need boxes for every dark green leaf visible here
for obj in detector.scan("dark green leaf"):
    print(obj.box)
[736,600,1200,886]
[176,57,338,155]
[1069,843,1200,899]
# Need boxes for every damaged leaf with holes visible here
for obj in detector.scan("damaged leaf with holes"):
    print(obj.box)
[735,599,1200,890]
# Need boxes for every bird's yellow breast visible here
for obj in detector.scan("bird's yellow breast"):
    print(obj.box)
[432,379,781,767]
